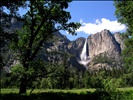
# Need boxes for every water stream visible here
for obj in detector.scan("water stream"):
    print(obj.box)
[78,38,91,66]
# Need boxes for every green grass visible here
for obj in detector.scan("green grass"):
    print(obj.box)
[1,88,95,94]
[1,87,133,94]
[1,88,19,94]
[117,87,133,91]
[40,88,96,94]
[1,88,133,100]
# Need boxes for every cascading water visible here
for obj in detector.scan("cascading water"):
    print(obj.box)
[78,38,91,66]
[80,38,88,61]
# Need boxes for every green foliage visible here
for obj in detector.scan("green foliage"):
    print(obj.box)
[1,90,133,100]
[1,76,12,88]
[1,63,132,90]
[114,1,133,88]
[122,73,133,87]
[92,53,114,65]
[1,0,133,94]
[114,1,133,73]
[1,0,81,93]
[99,78,117,92]
[83,71,91,88]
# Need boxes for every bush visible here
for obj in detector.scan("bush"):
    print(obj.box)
[1,90,133,100]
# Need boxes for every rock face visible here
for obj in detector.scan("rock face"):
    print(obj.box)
[114,32,125,50]
[1,13,124,71]
[88,29,121,58]
[86,29,123,70]
[0,12,23,33]
[68,37,85,60]
[39,31,86,71]
[42,29,124,71]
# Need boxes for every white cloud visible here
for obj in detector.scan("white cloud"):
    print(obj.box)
[79,19,83,23]
[77,18,127,34]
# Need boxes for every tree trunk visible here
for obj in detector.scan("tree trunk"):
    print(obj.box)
[19,76,28,94]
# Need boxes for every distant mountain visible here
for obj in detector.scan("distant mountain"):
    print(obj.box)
[86,29,124,70]
[39,31,86,71]
[41,29,124,71]
[1,13,125,71]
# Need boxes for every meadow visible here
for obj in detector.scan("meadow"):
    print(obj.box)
[1,87,133,100]
[1,88,96,94]
[1,87,133,94]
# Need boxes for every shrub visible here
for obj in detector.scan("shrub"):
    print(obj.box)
[1,90,133,100]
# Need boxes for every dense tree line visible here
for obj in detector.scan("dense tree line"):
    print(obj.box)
[114,0,133,87]
[1,64,133,90]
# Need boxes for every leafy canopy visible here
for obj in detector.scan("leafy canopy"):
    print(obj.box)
[1,0,81,93]
[114,1,133,72]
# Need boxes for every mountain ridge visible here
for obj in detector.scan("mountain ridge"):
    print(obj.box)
[1,16,125,71]
[44,29,124,70]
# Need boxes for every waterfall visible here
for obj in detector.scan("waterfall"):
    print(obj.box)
[78,38,91,66]
[80,38,88,61]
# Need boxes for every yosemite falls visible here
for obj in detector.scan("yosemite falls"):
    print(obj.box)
[78,38,91,66]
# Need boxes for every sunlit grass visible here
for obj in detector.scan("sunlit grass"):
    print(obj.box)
[117,87,133,91]
[37,88,96,94]
[1,88,95,94]
[1,87,133,94]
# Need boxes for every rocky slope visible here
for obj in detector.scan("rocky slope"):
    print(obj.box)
[86,29,123,70]
[39,32,86,71]
[1,13,124,71]
[42,29,124,71]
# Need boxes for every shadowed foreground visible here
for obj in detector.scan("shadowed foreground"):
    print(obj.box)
[1,90,133,100]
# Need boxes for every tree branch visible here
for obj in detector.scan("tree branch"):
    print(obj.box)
[30,39,44,60]
[32,2,55,39]
[26,1,34,61]
[27,67,58,82]
[28,2,56,61]
[29,1,34,48]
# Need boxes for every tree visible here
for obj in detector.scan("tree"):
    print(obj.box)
[62,52,70,89]
[1,0,81,93]
[114,1,133,73]
[83,71,90,88]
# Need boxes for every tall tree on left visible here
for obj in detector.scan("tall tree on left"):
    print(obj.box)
[0,0,81,94]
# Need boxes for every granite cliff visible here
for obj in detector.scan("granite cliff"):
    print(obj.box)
[1,15,124,71]
[42,29,124,70]
[86,29,124,70]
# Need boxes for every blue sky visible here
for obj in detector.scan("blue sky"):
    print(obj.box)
[60,1,127,41]
[16,1,126,41]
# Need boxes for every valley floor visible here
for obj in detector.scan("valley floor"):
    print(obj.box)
[1,88,133,100]
[1,87,133,94]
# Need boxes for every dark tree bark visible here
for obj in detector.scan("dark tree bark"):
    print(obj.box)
[19,75,28,94]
